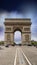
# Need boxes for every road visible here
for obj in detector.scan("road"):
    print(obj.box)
[16,48,29,65]
[0,46,37,65]
[0,46,16,65]
[22,46,37,65]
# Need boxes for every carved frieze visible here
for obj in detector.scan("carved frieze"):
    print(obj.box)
[7,33,11,41]
[13,25,23,32]
[25,35,29,41]
[24,28,30,31]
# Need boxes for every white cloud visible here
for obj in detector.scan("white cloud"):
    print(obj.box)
[0,11,37,41]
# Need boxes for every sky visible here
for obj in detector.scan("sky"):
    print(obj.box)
[0,0,37,42]
[14,31,22,44]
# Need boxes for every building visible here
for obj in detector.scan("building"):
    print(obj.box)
[4,18,32,45]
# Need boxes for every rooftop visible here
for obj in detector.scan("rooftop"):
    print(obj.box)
[5,18,31,20]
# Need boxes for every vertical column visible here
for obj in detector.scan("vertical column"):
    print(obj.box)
[22,33,25,44]
[25,33,31,44]
[22,33,31,45]
[4,33,7,44]
[11,33,14,44]
[5,33,11,44]
[4,32,14,45]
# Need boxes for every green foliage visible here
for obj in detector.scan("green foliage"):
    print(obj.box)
[13,42,16,45]
[0,41,4,45]
[31,41,37,46]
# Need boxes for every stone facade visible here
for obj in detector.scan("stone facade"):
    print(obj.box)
[4,18,32,45]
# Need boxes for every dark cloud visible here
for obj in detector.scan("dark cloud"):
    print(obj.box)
[0,0,37,12]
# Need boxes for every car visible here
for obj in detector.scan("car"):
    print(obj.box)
[5,44,9,47]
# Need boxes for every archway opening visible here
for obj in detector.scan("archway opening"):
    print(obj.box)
[14,31,22,45]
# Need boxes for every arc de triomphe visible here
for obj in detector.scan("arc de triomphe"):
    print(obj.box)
[4,18,32,45]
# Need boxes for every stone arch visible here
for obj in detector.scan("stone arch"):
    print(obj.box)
[4,18,32,45]
[13,28,22,33]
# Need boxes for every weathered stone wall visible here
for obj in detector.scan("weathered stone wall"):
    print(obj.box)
[4,18,31,45]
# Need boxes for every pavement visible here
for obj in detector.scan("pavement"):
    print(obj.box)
[0,45,37,65]
[0,46,16,65]
[21,46,37,65]
[16,48,29,65]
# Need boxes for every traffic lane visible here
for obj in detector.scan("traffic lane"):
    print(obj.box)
[16,47,29,65]
[21,46,37,65]
[0,46,16,65]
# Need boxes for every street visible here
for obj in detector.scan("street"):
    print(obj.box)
[0,46,37,65]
